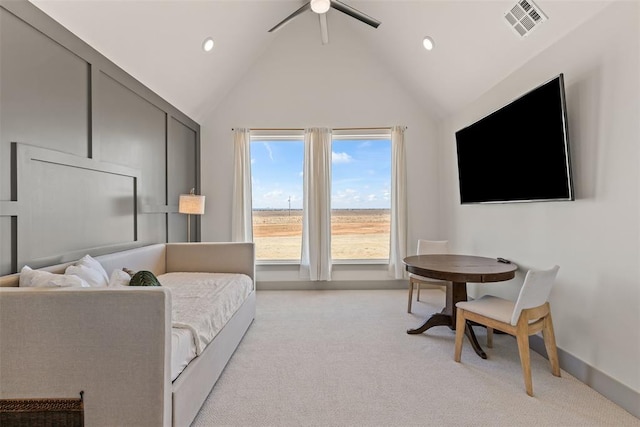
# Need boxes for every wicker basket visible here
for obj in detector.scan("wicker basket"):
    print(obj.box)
[0,392,84,427]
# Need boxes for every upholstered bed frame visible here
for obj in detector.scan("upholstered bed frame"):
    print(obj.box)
[0,242,256,426]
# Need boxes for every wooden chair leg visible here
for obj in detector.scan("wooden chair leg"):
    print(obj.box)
[486,327,493,348]
[454,308,466,362]
[542,313,561,377]
[416,283,421,301]
[515,323,534,396]
[407,280,414,313]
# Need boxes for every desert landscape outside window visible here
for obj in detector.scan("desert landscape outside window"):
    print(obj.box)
[250,131,391,262]
[251,137,304,262]
[330,135,391,261]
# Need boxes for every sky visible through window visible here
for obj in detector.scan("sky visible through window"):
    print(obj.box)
[251,138,391,210]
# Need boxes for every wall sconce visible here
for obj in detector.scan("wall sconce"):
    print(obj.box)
[178,188,205,242]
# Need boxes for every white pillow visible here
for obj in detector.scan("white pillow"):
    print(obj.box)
[109,269,131,287]
[78,254,109,283]
[65,264,107,287]
[19,266,89,288]
[65,254,109,287]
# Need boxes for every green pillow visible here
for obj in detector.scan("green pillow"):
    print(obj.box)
[129,270,161,287]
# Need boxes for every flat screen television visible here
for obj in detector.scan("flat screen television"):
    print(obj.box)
[455,74,574,204]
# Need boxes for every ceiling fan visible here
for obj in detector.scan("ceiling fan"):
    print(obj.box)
[268,0,381,45]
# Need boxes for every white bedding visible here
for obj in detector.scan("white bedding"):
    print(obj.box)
[171,328,196,381]
[158,272,252,356]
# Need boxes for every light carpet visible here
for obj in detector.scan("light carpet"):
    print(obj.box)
[191,289,639,426]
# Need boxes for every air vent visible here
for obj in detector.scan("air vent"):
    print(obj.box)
[505,0,548,38]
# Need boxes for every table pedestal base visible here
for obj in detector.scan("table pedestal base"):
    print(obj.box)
[406,311,451,333]
[406,281,487,359]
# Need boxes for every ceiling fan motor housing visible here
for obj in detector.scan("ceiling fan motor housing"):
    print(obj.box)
[268,0,381,43]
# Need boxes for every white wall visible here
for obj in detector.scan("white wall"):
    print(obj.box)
[199,12,440,282]
[439,1,639,393]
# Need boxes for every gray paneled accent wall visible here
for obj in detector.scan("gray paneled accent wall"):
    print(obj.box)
[168,117,198,243]
[0,0,200,275]
[15,144,140,269]
[97,72,168,247]
[0,7,89,197]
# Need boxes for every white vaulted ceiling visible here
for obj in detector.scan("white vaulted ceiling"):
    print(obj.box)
[29,0,613,122]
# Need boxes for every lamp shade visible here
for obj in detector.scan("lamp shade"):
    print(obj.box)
[179,193,205,215]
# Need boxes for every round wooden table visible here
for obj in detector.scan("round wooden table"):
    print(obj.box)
[403,254,517,358]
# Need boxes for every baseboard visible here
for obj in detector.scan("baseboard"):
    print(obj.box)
[530,335,639,419]
[256,280,408,290]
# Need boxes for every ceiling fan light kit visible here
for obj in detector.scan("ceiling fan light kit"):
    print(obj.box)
[269,0,381,44]
[310,0,331,14]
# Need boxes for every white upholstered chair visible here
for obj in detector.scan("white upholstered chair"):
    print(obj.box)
[407,239,450,313]
[454,265,561,396]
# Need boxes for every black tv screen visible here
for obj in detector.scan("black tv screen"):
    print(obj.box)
[455,74,574,204]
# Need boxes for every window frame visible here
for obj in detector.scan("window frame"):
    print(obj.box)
[250,128,392,266]
[250,131,305,264]
[331,129,392,264]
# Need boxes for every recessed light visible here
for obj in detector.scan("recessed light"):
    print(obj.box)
[202,37,214,52]
[422,36,434,51]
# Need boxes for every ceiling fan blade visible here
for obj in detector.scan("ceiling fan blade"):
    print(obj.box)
[268,2,311,33]
[319,13,329,45]
[330,0,381,29]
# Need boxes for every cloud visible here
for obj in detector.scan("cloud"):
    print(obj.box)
[333,188,360,203]
[262,142,274,161]
[332,151,352,164]
[263,190,284,200]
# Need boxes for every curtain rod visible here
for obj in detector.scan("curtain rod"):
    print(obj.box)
[231,126,402,131]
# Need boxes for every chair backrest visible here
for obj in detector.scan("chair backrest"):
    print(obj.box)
[510,265,560,325]
[416,239,449,255]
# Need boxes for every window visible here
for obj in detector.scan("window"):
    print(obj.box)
[250,129,391,263]
[331,132,391,261]
[250,135,304,262]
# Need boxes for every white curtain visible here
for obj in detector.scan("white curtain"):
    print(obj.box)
[300,127,332,281]
[388,125,408,279]
[231,128,253,242]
